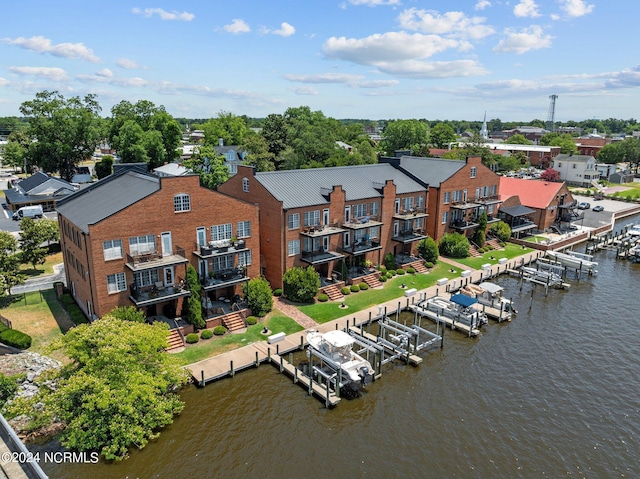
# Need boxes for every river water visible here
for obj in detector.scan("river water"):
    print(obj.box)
[38,217,639,479]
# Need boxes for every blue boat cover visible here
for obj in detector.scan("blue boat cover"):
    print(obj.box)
[450,294,478,308]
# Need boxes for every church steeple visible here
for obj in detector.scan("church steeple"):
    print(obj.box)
[480,111,488,140]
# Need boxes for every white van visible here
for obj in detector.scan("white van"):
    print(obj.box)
[12,205,44,221]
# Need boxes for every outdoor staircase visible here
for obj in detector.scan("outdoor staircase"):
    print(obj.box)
[406,260,428,274]
[321,284,344,301]
[468,245,482,257]
[222,312,246,332]
[361,273,382,289]
[486,238,503,250]
[167,329,185,351]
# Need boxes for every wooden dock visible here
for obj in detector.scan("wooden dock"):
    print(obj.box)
[408,304,480,337]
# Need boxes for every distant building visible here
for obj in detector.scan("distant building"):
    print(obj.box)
[503,126,548,143]
[4,172,77,212]
[551,154,600,187]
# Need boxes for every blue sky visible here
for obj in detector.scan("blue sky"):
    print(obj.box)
[1,0,637,122]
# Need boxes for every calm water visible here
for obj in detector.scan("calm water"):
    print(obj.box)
[38,217,640,479]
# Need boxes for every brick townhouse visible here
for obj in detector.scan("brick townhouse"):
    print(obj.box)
[218,164,429,290]
[381,156,502,242]
[56,168,259,321]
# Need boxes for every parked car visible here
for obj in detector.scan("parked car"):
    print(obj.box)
[12,205,44,220]
[577,202,591,210]
[592,205,604,212]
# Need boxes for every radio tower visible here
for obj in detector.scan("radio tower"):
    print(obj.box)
[546,94,558,132]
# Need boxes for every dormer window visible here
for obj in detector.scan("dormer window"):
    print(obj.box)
[242,177,249,192]
[174,193,191,212]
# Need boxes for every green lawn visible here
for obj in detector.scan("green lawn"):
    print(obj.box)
[299,262,460,323]
[173,310,303,366]
[445,243,532,270]
[19,248,63,277]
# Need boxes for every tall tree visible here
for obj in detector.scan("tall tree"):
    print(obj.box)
[429,123,457,149]
[19,218,59,270]
[381,119,429,155]
[202,111,249,147]
[0,231,25,296]
[182,145,229,190]
[503,133,532,145]
[540,132,577,154]
[94,155,114,179]
[184,264,204,329]
[261,113,287,160]
[20,91,102,181]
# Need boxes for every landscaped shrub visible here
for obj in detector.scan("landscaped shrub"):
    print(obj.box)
[246,316,259,325]
[439,232,470,258]
[341,286,351,295]
[200,329,213,340]
[384,252,396,271]
[60,293,88,325]
[488,221,512,242]
[0,329,31,349]
[358,282,369,290]
[243,277,273,316]
[317,293,329,302]
[380,276,388,282]
[185,333,199,344]
[417,236,439,264]
[406,267,415,274]
[0,373,18,406]
[273,288,283,297]
[389,269,397,276]
[282,266,320,303]
[213,326,227,336]
[425,262,434,268]
[350,284,360,293]
[378,266,387,274]
[396,268,406,275]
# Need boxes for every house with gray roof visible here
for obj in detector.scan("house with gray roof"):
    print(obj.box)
[381,155,502,242]
[218,164,429,292]
[551,153,600,187]
[3,171,77,212]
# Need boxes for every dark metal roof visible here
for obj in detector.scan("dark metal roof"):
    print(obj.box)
[16,172,49,193]
[56,171,160,233]
[450,294,478,308]
[254,164,426,209]
[394,156,466,188]
[499,205,536,217]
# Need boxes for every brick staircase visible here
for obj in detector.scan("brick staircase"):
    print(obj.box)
[405,260,428,273]
[468,244,482,257]
[486,238,503,250]
[321,284,344,301]
[361,273,382,289]
[222,311,246,332]
[167,329,185,351]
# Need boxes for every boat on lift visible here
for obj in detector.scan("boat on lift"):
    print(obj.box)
[306,330,375,392]
[416,294,488,329]
[461,282,517,320]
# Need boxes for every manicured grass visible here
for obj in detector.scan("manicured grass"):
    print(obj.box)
[522,235,548,243]
[445,243,532,270]
[0,289,74,355]
[298,262,460,323]
[19,249,63,277]
[173,310,303,366]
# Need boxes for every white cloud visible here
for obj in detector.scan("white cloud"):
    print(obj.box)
[9,66,68,82]
[117,58,143,69]
[558,0,594,17]
[475,0,491,10]
[323,31,460,64]
[132,8,194,21]
[224,19,251,34]
[346,0,401,6]
[374,59,488,79]
[513,0,541,18]
[2,35,99,62]
[352,79,400,88]
[288,86,319,95]
[0,78,10,87]
[493,26,552,54]
[95,68,113,78]
[273,22,296,37]
[398,8,495,40]
[76,73,149,88]
[283,73,363,84]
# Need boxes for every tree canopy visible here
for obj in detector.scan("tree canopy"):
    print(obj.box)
[429,123,457,149]
[503,133,532,145]
[203,111,250,147]
[381,119,429,155]
[19,91,102,181]
[182,145,229,190]
[540,132,577,154]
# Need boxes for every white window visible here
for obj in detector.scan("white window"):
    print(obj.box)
[353,204,367,218]
[213,255,234,271]
[288,213,300,230]
[107,272,126,293]
[415,217,424,229]
[488,204,495,214]
[229,164,238,175]
[174,193,190,213]
[238,250,252,267]
[129,235,156,256]
[370,202,379,216]
[470,167,477,178]
[443,191,451,204]
[402,197,414,211]
[237,221,251,238]
[103,239,123,260]
[442,211,449,224]
[242,177,249,192]
[394,198,400,214]
[196,227,207,247]
[452,190,462,202]
[211,223,232,241]
[303,210,320,227]
[417,196,424,208]
[133,269,159,287]
[369,226,379,239]
[288,240,300,256]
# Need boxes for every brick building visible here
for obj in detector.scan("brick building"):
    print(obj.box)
[381,156,502,242]
[57,169,259,321]
[218,164,428,290]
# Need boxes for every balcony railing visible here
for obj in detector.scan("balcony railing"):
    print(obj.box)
[301,248,345,265]
[196,239,247,257]
[129,282,191,307]
[300,223,346,237]
[449,219,479,230]
[126,246,187,271]
[200,267,249,291]
[474,194,501,204]
[342,215,383,230]
[393,206,428,219]
[392,229,427,243]
[340,239,382,255]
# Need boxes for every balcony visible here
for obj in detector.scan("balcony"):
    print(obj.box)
[509,219,537,233]
[449,219,479,231]
[301,248,345,265]
[342,215,383,230]
[340,239,382,256]
[392,229,427,244]
[126,246,188,272]
[393,206,428,220]
[201,267,249,291]
[300,223,346,237]
[450,201,482,210]
[195,239,247,258]
[474,194,501,205]
[129,283,191,308]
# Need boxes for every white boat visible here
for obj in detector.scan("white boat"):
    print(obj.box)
[626,224,640,238]
[461,282,517,317]
[417,295,488,329]
[306,330,375,388]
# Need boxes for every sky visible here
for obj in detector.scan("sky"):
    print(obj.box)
[1,0,638,123]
